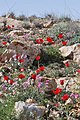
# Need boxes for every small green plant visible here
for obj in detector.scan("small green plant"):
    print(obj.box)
[40,46,64,65]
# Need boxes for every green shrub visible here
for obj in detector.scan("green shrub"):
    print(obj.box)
[40,46,64,66]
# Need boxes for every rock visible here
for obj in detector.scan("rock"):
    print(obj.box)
[59,43,80,64]
[8,30,25,36]
[65,98,73,105]
[15,99,46,120]
[59,46,73,58]
[49,110,60,119]
[15,101,25,112]
[0,16,23,29]
[73,43,80,64]
[23,104,46,118]
[15,101,25,118]
[0,39,41,66]
[43,20,54,28]
[25,99,36,104]
[56,77,79,93]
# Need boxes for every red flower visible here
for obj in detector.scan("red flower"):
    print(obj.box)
[4,76,9,81]
[36,38,44,44]
[61,94,69,101]
[2,41,7,45]
[16,55,21,60]
[39,38,44,43]
[76,69,80,73]
[52,88,62,95]
[35,56,40,61]
[58,33,63,39]
[64,62,70,67]
[18,74,25,79]
[39,66,45,71]
[19,59,24,63]
[36,39,41,44]
[36,69,41,73]
[12,25,14,28]
[8,80,14,85]
[47,37,53,43]
[20,68,25,72]
[51,41,55,44]
[7,25,11,29]
[62,41,67,45]
[60,80,64,85]
[31,74,36,80]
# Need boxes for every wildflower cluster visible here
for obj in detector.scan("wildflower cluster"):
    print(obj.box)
[0,29,80,120]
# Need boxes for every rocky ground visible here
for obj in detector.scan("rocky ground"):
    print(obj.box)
[0,14,80,120]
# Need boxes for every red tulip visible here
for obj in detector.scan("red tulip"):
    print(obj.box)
[35,56,40,61]
[36,38,44,44]
[7,25,11,29]
[36,39,41,44]
[2,41,7,45]
[19,59,24,63]
[47,37,53,43]
[61,94,69,101]
[64,62,70,67]
[36,69,41,73]
[40,38,44,43]
[8,80,14,85]
[4,76,9,81]
[16,55,21,60]
[31,74,36,80]
[18,74,25,79]
[58,33,63,39]
[62,41,67,45]
[60,80,64,85]
[52,88,62,95]
[39,66,45,71]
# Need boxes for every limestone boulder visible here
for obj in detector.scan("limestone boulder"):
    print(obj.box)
[15,101,25,118]
[15,99,46,120]
[0,16,24,30]
[22,104,46,120]
[59,43,80,64]
[8,30,25,36]
[56,77,79,93]
[73,43,80,64]
[43,20,54,28]
[59,46,73,58]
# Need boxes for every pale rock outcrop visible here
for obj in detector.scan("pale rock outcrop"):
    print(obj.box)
[0,16,23,29]
[15,99,46,120]
[59,43,80,64]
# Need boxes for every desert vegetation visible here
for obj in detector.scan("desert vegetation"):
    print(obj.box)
[0,13,80,120]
